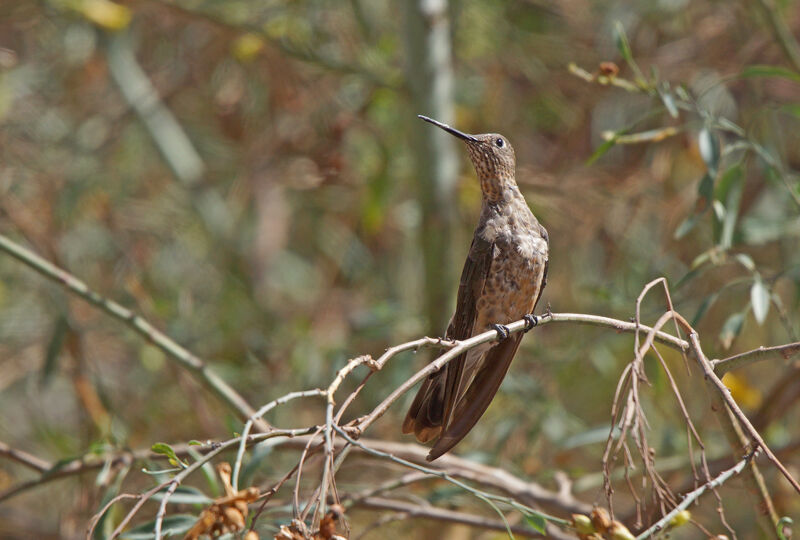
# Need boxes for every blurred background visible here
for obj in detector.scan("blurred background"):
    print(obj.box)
[1,0,800,538]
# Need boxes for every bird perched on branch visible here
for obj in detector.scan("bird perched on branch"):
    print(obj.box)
[403,115,549,461]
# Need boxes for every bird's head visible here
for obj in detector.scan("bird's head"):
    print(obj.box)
[418,115,516,201]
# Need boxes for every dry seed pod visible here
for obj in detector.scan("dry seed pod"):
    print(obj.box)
[217,462,234,496]
[318,504,345,539]
[590,507,611,533]
[235,499,250,515]
[599,61,619,77]
[223,506,245,529]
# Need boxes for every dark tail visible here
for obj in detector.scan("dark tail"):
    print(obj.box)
[403,334,523,461]
[402,371,446,444]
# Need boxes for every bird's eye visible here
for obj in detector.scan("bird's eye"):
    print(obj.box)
[495,138,504,148]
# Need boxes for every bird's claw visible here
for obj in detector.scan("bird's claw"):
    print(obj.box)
[492,323,510,341]
[523,314,539,332]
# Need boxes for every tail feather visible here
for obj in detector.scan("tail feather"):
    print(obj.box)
[426,334,523,461]
[402,371,446,443]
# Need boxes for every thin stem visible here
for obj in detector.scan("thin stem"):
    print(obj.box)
[0,233,268,432]
[636,450,756,539]
[688,333,800,495]
[713,341,800,375]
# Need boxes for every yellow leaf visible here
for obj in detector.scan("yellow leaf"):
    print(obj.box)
[232,33,265,62]
[80,0,131,31]
[722,372,762,409]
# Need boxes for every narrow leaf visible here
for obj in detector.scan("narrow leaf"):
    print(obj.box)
[719,165,744,249]
[658,83,679,118]
[719,311,746,350]
[41,315,69,387]
[613,21,633,63]
[751,276,770,324]
[119,514,197,539]
[741,65,800,83]
[151,485,213,505]
[615,126,679,144]
[523,511,547,534]
[698,128,720,177]
[675,265,708,289]
[674,211,702,239]
[692,292,719,326]
[586,136,618,165]
[697,172,714,205]
[735,253,755,271]
[151,443,187,468]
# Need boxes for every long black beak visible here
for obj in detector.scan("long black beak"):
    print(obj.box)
[418,115,479,142]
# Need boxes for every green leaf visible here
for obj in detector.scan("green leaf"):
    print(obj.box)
[41,315,69,387]
[151,443,187,468]
[691,250,712,269]
[692,292,719,326]
[586,136,618,165]
[751,276,770,325]
[675,265,706,289]
[699,128,720,177]
[741,65,800,83]
[714,163,743,200]
[697,172,714,204]
[718,165,744,249]
[719,311,746,350]
[151,485,213,505]
[119,514,197,539]
[613,21,633,63]
[523,511,547,534]
[674,211,703,239]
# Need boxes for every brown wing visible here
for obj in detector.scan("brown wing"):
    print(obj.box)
[533,224,549,309]
[428,229,548,460]
[402,234,495,443]
[427,332,524,460]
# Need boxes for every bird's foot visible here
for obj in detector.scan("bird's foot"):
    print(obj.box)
[492,323,510,341]
[523,314,539,332]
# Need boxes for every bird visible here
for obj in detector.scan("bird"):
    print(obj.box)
[402,115,549,461]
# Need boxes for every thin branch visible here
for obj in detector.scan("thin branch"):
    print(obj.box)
[147,428,316,540]
[751,0,800,73]
[635,450,756,539]
[332,425,572,530]
[354,312,688,434]
[278,435,591,516]
[105,31,205,185]
[0,232,269,432]
[713,341,800,375]
[0,441,51,473]
[232,389,326,492]
[688,332,800,495]
[353,496,546,538]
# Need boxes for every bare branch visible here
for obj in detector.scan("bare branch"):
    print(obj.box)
[353,496,546,538]
[713,342,800,375]
[0,440,51,473]
[635,450,756,539]
[688,332,800,495]
[0,232,269,432]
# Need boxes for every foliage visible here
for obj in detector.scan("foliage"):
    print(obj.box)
[1,0,800,538]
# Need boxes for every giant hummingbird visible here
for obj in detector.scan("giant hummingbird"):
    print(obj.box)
[403,115,549,461]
